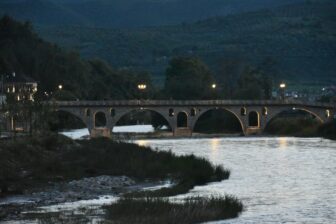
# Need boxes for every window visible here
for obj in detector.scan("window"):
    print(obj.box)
[169,108,175,117]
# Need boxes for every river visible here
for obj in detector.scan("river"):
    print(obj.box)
[135,137,336,224]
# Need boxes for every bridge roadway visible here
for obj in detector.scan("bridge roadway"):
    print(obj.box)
[53,100,335,137]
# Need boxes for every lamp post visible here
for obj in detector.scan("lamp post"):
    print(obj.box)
[279,82,286,101]
[137,84,147,91]
[210,83,218,100]
[137,84,147,100]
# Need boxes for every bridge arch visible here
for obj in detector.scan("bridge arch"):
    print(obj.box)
[267,107,325,125]
[264,107,325,134]
[177,111,188,128]
[294,108,326,123]
[192,108,244,134]
[53,109,89,137]
[248,111,260,127]
[56,109,88,127]
[94,111,107,128]
[114,108,173,132]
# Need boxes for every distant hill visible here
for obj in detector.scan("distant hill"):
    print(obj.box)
[0,16,148,100]
[0,0,304,28]
[0,0,92,26]
[36,0,336,86]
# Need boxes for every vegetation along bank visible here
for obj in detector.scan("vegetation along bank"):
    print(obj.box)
[0,135,243,222]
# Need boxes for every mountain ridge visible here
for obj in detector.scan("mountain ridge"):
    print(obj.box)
[36,0,336,86]
[0,0,305,28]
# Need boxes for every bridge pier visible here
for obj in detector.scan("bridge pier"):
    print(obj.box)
[90,128,112,138]
[173,128,193,137]
[245,127,262,135]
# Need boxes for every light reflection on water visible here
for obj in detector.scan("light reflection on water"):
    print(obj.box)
[134,137,336,224]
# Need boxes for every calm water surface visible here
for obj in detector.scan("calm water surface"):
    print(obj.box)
[135,137,336,224]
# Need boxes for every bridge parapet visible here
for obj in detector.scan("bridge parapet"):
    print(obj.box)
[51,100,334,108]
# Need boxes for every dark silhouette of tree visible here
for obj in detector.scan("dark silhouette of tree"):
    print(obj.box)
[164,57,216,100]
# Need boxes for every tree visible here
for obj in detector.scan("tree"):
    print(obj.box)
[217,58,247,98]
[164,57,216,100]
[0,16,157,101]
[233,67,272,100]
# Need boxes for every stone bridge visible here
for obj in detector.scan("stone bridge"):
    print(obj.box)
[52,100,335,137]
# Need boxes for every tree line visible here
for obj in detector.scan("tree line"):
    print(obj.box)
[0,16,272,102]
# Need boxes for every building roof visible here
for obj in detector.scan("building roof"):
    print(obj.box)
[3,73,36,84]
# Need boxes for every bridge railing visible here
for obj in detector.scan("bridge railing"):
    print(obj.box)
[48,99,335,108]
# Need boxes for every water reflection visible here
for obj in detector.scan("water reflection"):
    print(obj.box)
[278,137,289,149]
[136,140,149,147]
[210,138,221,151]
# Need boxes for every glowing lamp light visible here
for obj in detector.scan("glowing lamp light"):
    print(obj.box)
[280,83,286,89]
[138,84,147,90]
[212,84,217,89]
[58,84,63,90]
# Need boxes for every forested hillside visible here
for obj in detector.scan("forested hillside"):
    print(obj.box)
[0,16,153,100]
[36,0,336,87]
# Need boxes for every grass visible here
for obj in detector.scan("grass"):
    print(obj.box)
[104,196,243,224]
[0,135,229,198]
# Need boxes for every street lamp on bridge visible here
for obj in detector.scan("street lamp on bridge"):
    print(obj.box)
[137,84,147,90]
[279,82,286,101]
[137,83,147,100]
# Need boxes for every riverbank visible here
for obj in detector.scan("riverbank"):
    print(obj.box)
[0,135,242,222]
[0,175,137,221]
[317,120,336,140]
[263,119,336,140]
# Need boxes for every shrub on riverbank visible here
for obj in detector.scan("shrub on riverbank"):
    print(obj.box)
[317,120,336,140]
[104,196,243,224]
[264,117,320,136]
[264,118,336,140]
[0,135,229,197]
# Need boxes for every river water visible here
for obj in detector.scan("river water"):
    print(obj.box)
[135,137,336,224]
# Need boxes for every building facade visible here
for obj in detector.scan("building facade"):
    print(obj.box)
[2,73,37,102]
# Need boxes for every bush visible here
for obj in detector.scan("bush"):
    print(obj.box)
[318,120,336,140]
[0,136,229,197]
[104,196,243,224]
[264,117,320,136]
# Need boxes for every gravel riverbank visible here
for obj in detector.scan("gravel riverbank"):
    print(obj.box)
[0,175,136,221]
